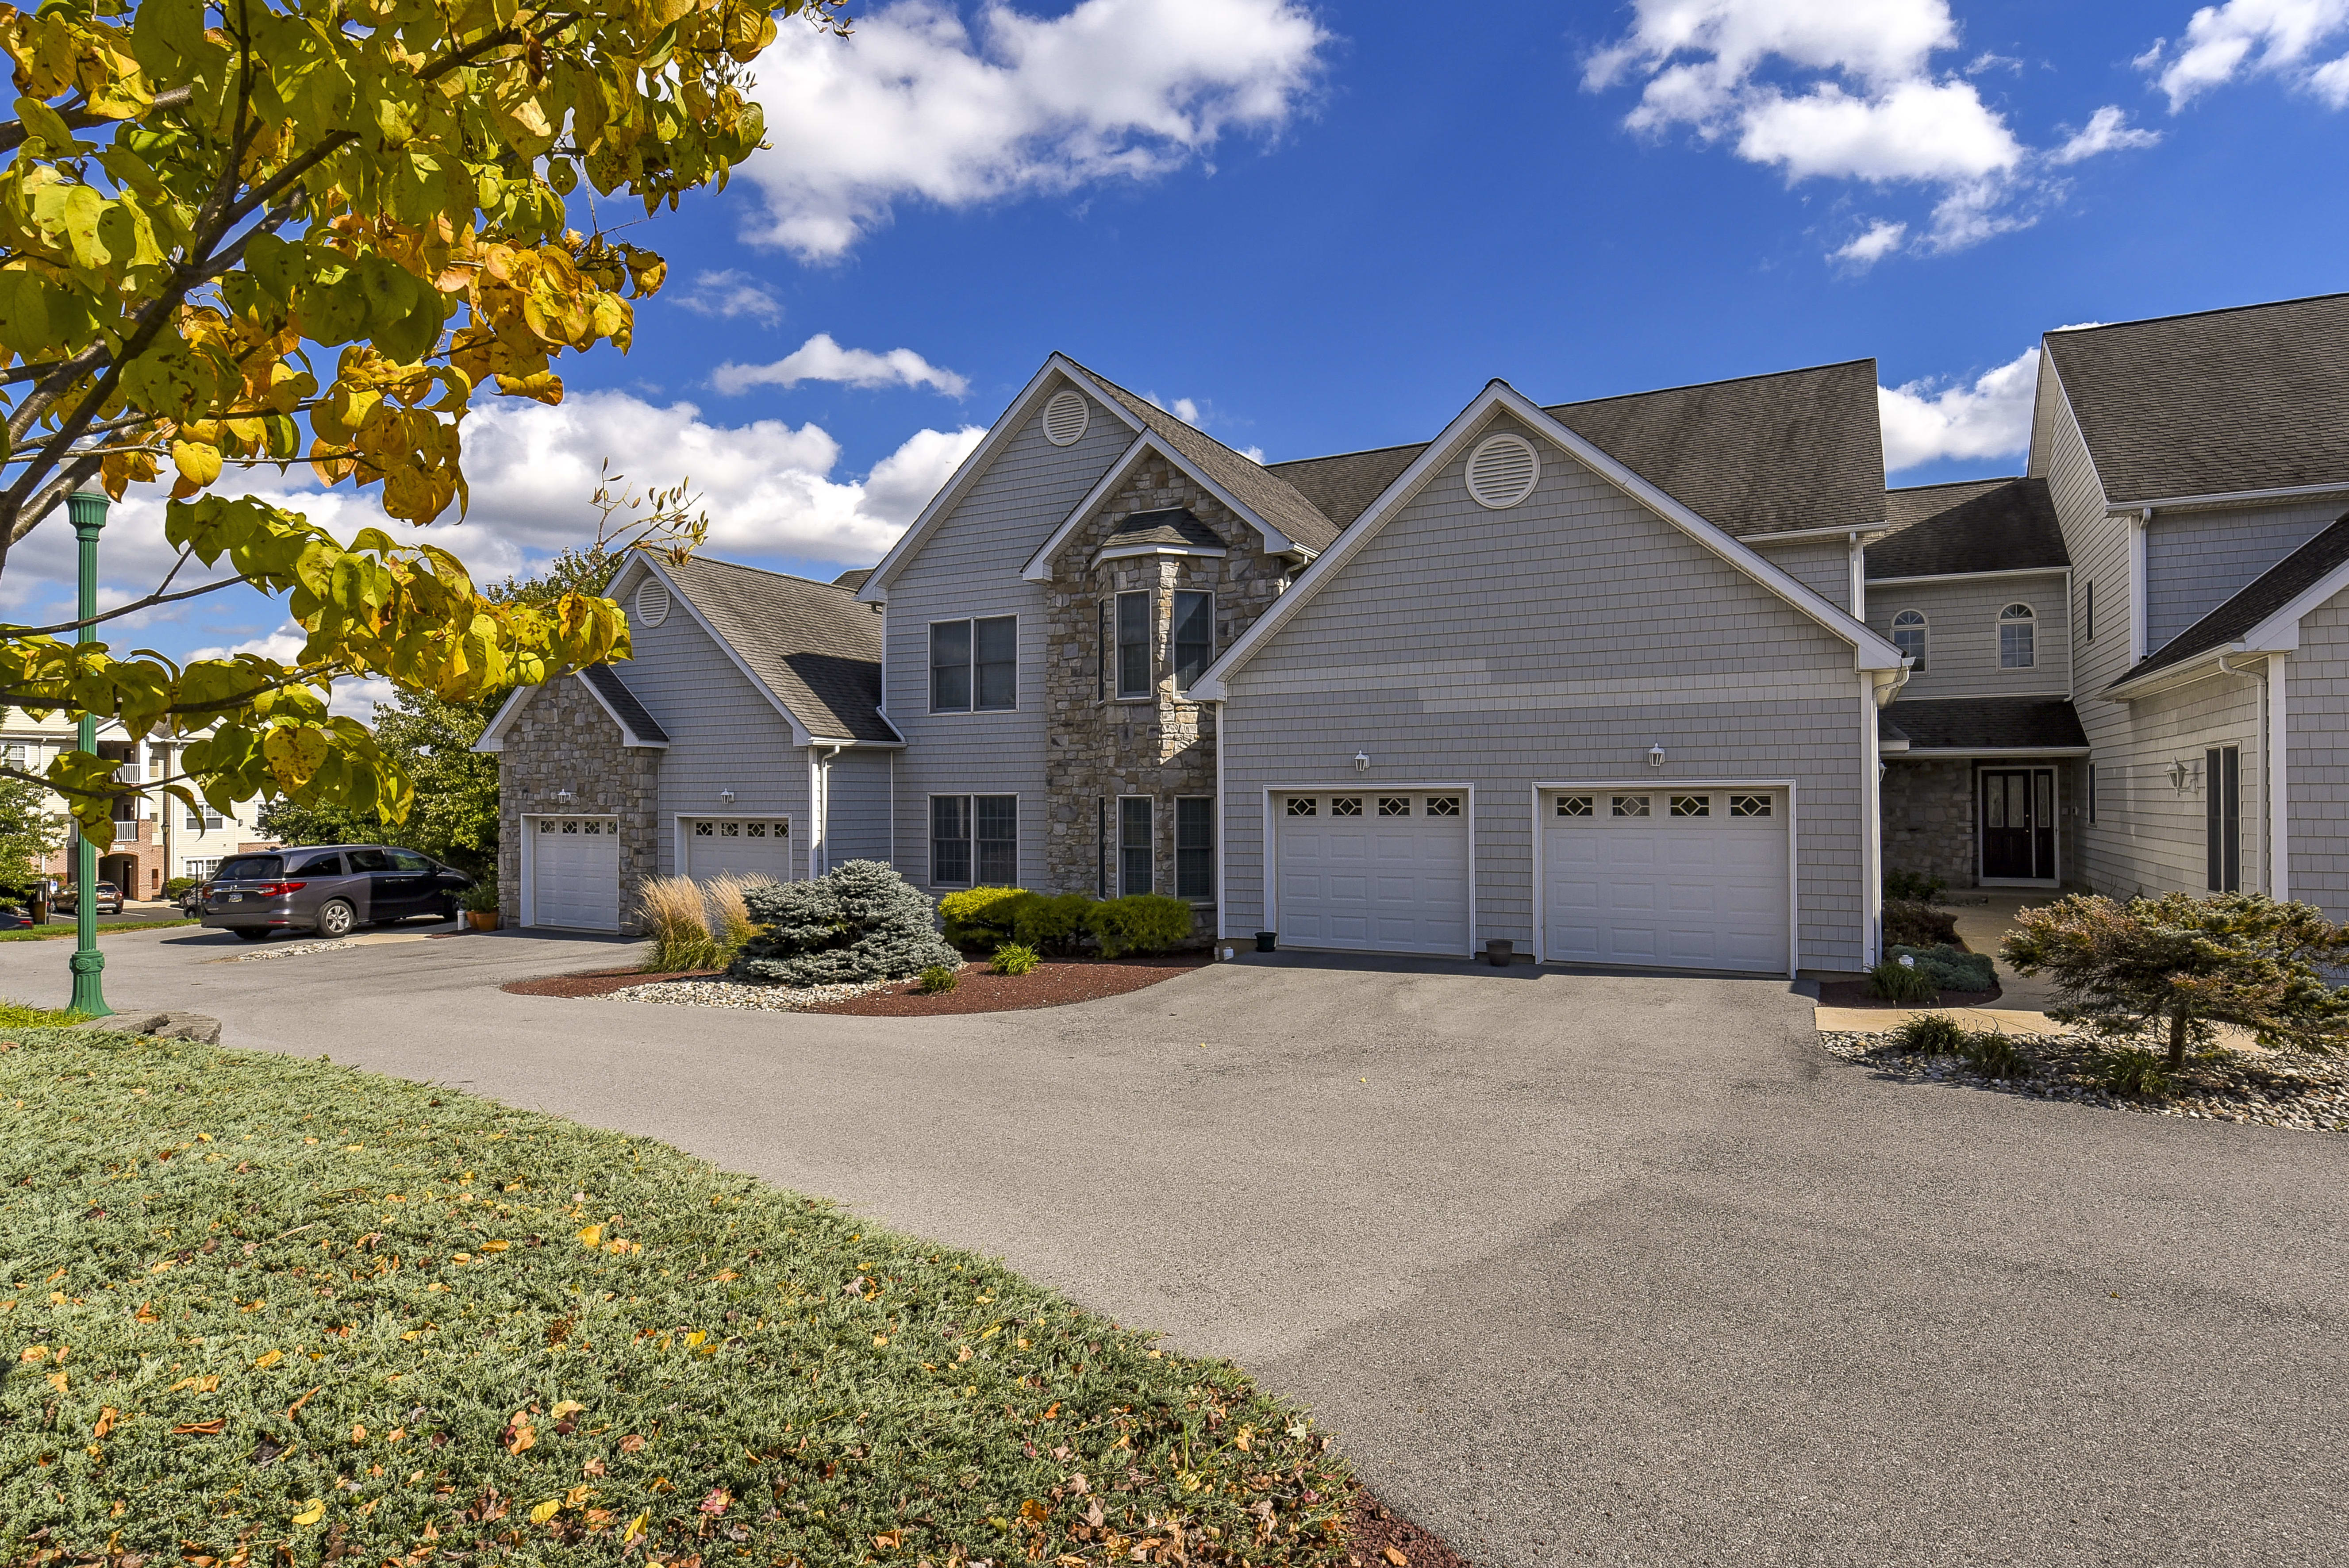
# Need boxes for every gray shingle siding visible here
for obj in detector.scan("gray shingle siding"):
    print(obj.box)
[1753,537,1853,614]
[884,383,1132,892]
[2288,591,2349,920]
[822,747,895,869]
[1868,570,2070,701]
[2144,500,2345,654]
[1218,416,1870,972]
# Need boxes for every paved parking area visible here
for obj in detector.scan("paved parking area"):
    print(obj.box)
[7,927,2345,1566]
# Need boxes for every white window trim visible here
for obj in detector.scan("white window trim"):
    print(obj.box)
[928,615,1021,715]
[1113,589,1153,702]
[1261,784,1477,958]
[1117,794,1155,898]
[1998,602,2039,670]
[1890,608,1928,673]
[925,792,1019,889]
[520,811,624,930]
[1529,780,1799,980]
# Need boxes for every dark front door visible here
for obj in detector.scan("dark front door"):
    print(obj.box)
[1980,768,2057,880]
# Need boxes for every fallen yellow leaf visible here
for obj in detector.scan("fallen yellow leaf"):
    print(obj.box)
[550,1400,585,1419]
[565,1483,595,1508]
[254,1349,283,1369]
[480,1241,509,1253]
[19,1345,47,1363]
[1235,1426,1252,1451]
[622,1513,648,1546]
[292,1500,324,1527]
[576,1225,603,1249]
[166,1375,221,1394]
[529,1499,561,1525]
[683,1330,707,1349]
[350,1424,367,1444]
[873,1334,889,1348]
[713,1269,738,1282]
[92,1407,116,1439]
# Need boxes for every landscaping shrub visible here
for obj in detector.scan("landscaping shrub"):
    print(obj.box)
[162,875,197,900]
[0,1030,1353,1565]
[1883,899,1961,949]
[1961,1028,2032,1080]
[1884,869,1947,904]
[1013,892,1096,955]
[2004,891,2349,1068]
[937,885,1033,949]
[729,860,960,987]
[991,942,1039,976]
[1867,956,1938,1004]
[638,875,723,972]
[705,873,772,953]
[1892,1012,1968,1055]
[1890,943,1996,993]
[1088,893,1195,957]
[917,963,960,994]
[2092,1043,2174,1097]
[458,878,500,913]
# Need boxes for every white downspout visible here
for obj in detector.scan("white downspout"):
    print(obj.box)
[2130,509,2151,666]
[816,744,846,876]
[2268,656,2289,901]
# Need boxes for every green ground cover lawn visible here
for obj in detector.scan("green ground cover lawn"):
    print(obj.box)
[0,919,200,944]
[1,1026,1353,1566]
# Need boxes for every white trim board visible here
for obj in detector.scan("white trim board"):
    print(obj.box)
[1188,383,1904,700]
[1527,778,1800,980]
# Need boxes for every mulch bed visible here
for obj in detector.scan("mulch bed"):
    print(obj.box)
[805,953,1208,1015]
[501,966,720,998]
[1817,978,2000,1009]
[1347,1489,1473,1568]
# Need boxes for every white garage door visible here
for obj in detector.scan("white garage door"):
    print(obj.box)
[531,816,620,931]
[1276,791,1470,956]
[1542,788,1789,974]
[684,817,793,882]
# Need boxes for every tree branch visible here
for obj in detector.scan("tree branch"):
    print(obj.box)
[0,85,194,155]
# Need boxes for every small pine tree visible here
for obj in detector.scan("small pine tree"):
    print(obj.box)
[728,861,960,988]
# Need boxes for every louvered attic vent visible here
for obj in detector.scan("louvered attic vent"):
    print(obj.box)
[1465,433,1539,509]
[1042,389,1089,446]
[634,580,671,627]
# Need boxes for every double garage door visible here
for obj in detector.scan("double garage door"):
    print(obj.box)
[1272,786,1791,973]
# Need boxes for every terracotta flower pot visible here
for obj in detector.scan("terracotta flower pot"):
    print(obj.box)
[467,910,499,930]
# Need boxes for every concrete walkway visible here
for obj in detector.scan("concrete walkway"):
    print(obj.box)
[6,927,2344,1567]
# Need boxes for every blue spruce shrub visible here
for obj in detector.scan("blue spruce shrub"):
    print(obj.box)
[727,860,960,987]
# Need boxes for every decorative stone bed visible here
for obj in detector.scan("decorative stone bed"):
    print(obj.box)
[1820,1027,2349,1133]
[502,955,1209,1015]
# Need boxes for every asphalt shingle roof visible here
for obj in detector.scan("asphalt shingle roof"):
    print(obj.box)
[579,664,668,746]
[1264,443,1425,528]
[2121,513,2349,684]
[2042,294,2349,503]
[657,555,897,743]
[1868,478,2068,579]
[1880,697,2088,752]
[1101,507,1225,551]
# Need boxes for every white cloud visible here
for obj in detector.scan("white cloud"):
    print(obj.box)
[1878,345,2041,472]
[2049,105,2164,164]
[711,333,971,396]
[2141,0,2349,109]
[672,269,786,326]
[1588,0,2158,262]
[742,0,1327,258]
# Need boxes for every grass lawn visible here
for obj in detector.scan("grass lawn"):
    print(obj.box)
[1,1024,1353,1566]
[0,919,200,944]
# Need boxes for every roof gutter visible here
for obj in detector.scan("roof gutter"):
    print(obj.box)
[1742,522,1897,546]
[2106,642,2251,699]
[2104,480,2349,515]
[1867,565,2070,588]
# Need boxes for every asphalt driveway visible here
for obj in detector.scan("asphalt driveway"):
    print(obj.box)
[7,927,2344,1566]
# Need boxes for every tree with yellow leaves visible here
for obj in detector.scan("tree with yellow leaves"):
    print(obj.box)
[0,0,846,844]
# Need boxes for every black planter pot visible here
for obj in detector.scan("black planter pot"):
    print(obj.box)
[1485,938,1515,967]
[1255,931,1278,953]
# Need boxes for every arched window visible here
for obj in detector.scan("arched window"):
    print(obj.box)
[1891,609,1927,672]
[1999,603,2037,669]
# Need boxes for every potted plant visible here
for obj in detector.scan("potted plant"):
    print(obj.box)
[459,880,500,930]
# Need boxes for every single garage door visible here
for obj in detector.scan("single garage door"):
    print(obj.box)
[1277,791,1469,956]
[684,817,793,882]
[1542,788,1789,973]
[531,815,620,931]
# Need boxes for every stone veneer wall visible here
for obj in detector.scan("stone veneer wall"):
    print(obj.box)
[1881,757,2088,892]
[1038,458,1296,926]
[495,676,662,931]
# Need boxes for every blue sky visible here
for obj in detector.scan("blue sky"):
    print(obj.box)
[25,0,2349,703]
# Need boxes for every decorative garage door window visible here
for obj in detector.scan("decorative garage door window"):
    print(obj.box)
[1275,793,1471,957]
[1544,788,1789,974]
[684,819,793,882]
[541,818,608,836]
[694,820,777,839]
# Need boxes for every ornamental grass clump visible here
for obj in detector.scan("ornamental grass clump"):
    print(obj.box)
[1960,1028,2032,1081]
[704,874,772,953]
[2002,891,2349,1069]
[2092,1043,2174,1098]
[991,942,1039,976]
[728,860,959,988]
[637,875,723,973]
[0,1030,1355,1565]
[1892,1012,1968,1056]
[916,964,960,994]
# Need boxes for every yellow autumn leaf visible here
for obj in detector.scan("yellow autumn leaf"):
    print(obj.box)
[550,1400,585,1419]
[683,1330,706,1348]
[479,1240,509,1253]
[623,1513,648,1546]
[46,1370,68,1393]
[565,1483,595,1508]
[576,1225,603,1248]
[350,1424,367,1443]
[529,1499,561,1525]
[873,1334,889,1348]
[254,1349,283,1369]
[292,1500,325,1527]
[20,1345,48,1363]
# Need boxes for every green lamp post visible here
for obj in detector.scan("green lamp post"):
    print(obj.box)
[66,489,112,1018]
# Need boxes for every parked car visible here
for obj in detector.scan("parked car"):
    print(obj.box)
[53,880,124,916]
[0,902,34,930]
[200,846,476,940]
[177,880,213,915]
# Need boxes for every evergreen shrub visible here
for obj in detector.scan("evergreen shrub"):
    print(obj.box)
[729,861,960,987]
[1088,894,1193,958]
[1013,892,1096,955]
[1868,956,1938,1005]
[1883,899,1960,949]
[1889,943,1996,992]
[938,885,1032,949]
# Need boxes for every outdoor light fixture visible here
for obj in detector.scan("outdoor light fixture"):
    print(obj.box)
[720,789,736,803]
[555,788,573,804]
[1647,744,1666,768]
[2168,759,2196,792]
[1353,751,1371,773]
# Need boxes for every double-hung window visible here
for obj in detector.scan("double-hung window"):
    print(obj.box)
[931,794,1017,885]
[1115,592,1151,698]
[1175,797,1213,899]
[1172,592,1215,693]
[930,616,1017,712]
[1119,797,1153,895]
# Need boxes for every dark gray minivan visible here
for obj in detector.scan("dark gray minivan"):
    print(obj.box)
[201,845,474,941]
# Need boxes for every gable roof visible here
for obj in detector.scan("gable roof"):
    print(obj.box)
[1265,443,1425,529]
[1101,507,1224,552]
[579,665,669,745]
[650,554,898,744]
[1190,381,1905,700]
[2119,512,2349,686]
[1868,478,2068,579]
[2042,293,2349,505]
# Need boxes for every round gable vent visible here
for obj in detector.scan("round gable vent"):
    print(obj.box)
[1465,433,1539,509]
[1042,389,1089,446]
[634,580,670,628]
